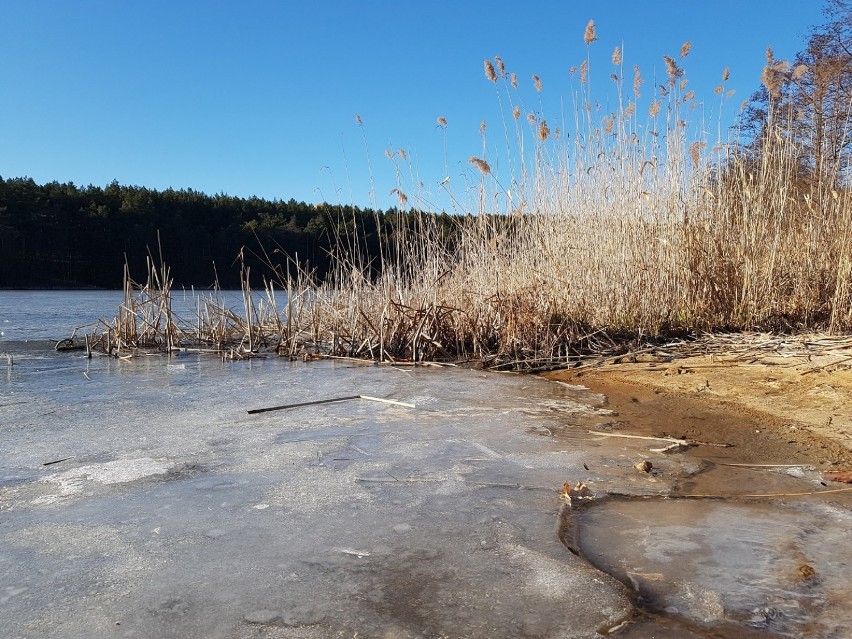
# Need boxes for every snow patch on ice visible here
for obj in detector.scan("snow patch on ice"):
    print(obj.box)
[37,457,172,501]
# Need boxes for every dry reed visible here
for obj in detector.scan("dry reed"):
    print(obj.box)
[86,24,852,371]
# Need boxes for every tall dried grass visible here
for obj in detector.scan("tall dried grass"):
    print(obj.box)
[91,26,852,369]
[298,30,851,367]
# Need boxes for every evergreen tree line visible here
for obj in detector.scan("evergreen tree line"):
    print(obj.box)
[0,177,451,289]
[2,3,848,291]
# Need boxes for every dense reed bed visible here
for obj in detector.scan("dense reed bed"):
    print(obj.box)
[86,25,852,369]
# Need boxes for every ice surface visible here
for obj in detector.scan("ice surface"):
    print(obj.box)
[2,355,638,638]
[2,347,850,638]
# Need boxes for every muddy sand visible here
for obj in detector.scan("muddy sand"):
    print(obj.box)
[544,336,852,472]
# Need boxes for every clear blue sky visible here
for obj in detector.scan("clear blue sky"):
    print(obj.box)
[0,1,827,212]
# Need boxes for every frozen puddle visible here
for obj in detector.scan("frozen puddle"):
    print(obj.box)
[563,496,852,638]
[1,357,850,637]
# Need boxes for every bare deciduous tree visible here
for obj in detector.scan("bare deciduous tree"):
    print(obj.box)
[739,0,852,187]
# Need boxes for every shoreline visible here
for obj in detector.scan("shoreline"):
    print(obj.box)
[544,347,852,471]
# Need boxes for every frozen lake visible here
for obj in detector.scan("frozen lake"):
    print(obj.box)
[1,292,850,638]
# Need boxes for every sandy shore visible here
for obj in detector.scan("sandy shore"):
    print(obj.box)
[544,335,852,471]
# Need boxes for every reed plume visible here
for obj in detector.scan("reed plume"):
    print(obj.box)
[761,47,789,98]
[584,19,597,44]
[663,55,684,86]
[468,157,491,174]
[494,55,505,76]
[633,65,642,97]
[689,141,705,168]
[612,46,622,66]
[484,59,497,82]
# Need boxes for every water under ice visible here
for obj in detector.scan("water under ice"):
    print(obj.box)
[0,347,849,638]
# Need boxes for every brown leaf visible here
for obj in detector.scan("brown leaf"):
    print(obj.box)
[797,564,817,581]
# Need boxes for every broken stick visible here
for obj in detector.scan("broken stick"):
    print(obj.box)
[589,430,730,449]
[247,394,415,414]
[588,431,689,445]
[43,456,75,466]
[247,395,361,414]
[358,395,416,408]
